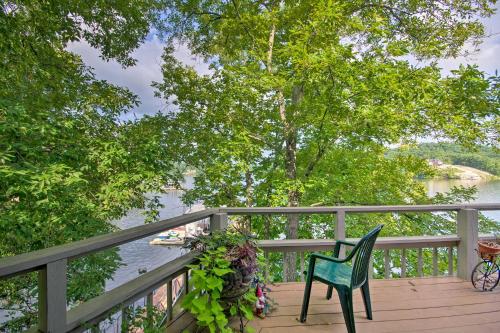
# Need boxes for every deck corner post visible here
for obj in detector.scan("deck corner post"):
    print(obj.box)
[335,210,346,258]
[210,212,228,232]
[457,209,478,280]
[38,259,67,333]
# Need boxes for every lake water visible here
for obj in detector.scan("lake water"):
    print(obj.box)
[2,178,498,327]
[107,177,500,290]
[423,178,500,221]
[105,190,191,290]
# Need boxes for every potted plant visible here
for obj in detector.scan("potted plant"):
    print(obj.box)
[182,228,259,333]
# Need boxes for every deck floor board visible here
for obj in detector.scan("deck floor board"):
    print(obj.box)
[167,277,500,332]
[247,277,500,333]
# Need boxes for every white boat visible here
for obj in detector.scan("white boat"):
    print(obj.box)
[149,203,209,246]
[149,228,185,246]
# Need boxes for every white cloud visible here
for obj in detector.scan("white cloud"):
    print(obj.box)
[437,3,500,76]
[68,6,499,119]
[67,36,210,120]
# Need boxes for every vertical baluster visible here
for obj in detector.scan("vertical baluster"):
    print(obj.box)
[264,250,269,282]
[384,249,390,279]
[448,247,454,276]
[121,306,130,333]
[300,252,305,282]
[335,210,346,258]
[167,280,173,322]
[146,291,154,320]
[417,248,423,277]
[368,254,374,279]
[433,248,438,276]
[401,249,407,278]
[184,270,189,294]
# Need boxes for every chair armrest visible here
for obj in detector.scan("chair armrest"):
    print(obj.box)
[311,252,349,264]
[303,253,350,280]
[333,240,357,258]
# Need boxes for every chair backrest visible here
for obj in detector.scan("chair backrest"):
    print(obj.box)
[350,225,383,289]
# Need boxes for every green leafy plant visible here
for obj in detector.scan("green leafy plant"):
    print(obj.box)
[127,304,167,333]
[182,230,258,332]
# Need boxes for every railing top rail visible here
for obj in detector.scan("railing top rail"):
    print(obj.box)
[258,234,495,252]
[220,203,500,215]
[2,203,500,278]
[0,209,216,279]
[66,252,197,332]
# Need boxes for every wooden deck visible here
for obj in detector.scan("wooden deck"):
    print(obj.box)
[168,277,500,332]
[245,277,500,333]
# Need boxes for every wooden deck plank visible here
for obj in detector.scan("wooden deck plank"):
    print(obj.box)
[267,286,489,307]
[248,277,500,333]
[252,300,500,327]
[171,277,500,332]
[404,320,500,333]
[268,276,466,290]
[267,294,499,317]
[257,312,500,333]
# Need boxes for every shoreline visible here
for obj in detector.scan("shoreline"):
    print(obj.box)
[430,164,497,181]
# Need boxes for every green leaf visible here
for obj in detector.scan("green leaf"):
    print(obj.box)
[213,268,233,276]
[192,295,209,312]
[240,305,254,320]
[206,276,223,291]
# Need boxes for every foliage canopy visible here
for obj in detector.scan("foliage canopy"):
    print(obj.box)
[155,0,500,280]
[0,0,176,329]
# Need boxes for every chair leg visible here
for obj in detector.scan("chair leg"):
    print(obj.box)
[326,285,333,300]
[361,280,373,320]
[299,275,313,322]
[338,288,355,333]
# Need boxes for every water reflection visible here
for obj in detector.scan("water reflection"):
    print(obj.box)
[424,179,500,221]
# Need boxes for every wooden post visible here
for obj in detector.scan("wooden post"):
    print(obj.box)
[335,210,346,258]
[457,209,478,280]
[210,213,228,232]
[38,259,67,333]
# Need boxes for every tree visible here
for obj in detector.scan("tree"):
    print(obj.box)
[0,1,174,329]
[155,0,499,281]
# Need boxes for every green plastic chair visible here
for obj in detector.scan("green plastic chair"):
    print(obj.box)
[300,225,383,333]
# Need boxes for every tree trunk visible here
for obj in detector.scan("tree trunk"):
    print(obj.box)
[245,169,253,230]
[282,85,302,282]
[266,21,302,282]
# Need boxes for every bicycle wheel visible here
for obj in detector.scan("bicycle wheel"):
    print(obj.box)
[471,260,500,291]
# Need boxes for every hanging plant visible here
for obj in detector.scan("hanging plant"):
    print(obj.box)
[182,229,259,333]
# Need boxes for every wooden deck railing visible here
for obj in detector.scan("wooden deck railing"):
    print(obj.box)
[0,204,499,332]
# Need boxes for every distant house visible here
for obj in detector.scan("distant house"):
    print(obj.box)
[428,159,444,167]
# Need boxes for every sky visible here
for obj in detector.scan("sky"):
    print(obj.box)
[68,6,500,120]
[67,37,211,121]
